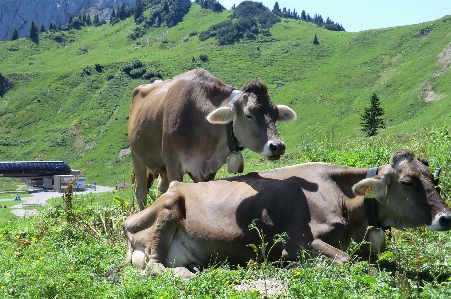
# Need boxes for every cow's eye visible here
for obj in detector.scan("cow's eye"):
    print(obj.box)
[245,113,254,121]
[401,181,413,187]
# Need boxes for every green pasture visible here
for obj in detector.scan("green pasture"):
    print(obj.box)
[1,130,451,298]
[1,4,451,185]
[1,3,451,298]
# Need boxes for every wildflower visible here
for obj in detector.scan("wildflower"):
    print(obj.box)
[39,276,44,280]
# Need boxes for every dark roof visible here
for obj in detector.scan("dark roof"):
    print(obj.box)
[0,161,72,177]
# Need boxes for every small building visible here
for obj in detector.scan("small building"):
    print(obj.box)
[53,175,86,192]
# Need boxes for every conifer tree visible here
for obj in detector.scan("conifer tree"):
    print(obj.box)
[301,10,306,20]
[11,28,19,40]
[94,13,100,26]
[313,34,319,45]
[29,21,39,42]
[360,93,386,137]
[272,2,281,16]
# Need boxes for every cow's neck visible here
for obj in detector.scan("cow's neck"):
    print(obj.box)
[343,166,387,247]
[343,165,391,252]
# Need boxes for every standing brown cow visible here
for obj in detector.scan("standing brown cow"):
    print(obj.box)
[128,69,297,210]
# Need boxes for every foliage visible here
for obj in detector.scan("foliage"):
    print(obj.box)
[360,93,386,137]
[11,28,19,41]
[0,4,451,187]
[195,0,225,12]
[247,219,288,264]
[0,73,13,97]
[199,1,280,45]
[2,134,451,297]
[313,33,319,45]
[29,21,39,43]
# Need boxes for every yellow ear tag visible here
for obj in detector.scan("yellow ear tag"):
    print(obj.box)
[365,186,375,198]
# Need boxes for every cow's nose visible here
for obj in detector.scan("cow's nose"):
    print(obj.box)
[269,141,286,156]
[439,214,451,230]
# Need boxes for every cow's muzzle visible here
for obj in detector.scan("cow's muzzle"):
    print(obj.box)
[439,214,451,230]
[267,141,286,160]
[426,212,451,231]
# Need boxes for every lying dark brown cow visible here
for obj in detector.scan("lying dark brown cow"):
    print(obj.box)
[120,149,451,275]
[128,68,297,210]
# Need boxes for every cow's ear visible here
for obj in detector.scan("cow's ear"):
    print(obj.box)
[207,106,236,124]
[352,176,388,201]
[277,105,297,122]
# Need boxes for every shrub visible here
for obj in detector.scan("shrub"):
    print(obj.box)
[199,54,208,62]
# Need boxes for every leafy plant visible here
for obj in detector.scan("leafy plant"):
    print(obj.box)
[247,219,288,265]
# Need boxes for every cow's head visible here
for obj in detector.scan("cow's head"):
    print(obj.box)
[353,149,451,231]
[206,80,296,160]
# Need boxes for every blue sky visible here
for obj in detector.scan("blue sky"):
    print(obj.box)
[217,0,450,32]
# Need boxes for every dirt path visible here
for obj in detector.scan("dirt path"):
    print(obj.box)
[1,186,114,217]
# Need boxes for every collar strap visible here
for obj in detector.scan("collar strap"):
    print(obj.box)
[364,167,381,229]
[226,90,244,153]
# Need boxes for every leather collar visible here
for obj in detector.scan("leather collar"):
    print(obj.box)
[226,90,243,153]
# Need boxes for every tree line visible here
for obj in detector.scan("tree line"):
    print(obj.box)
[12,0,345,45]
[272,1,345,31]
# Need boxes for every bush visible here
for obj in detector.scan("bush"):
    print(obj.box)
[129,68,146,79]
[143,70,163,81]
[199,54,208,62]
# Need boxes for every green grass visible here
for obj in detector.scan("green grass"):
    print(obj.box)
[1,6,451,297]
[1,5,451,186]
[1,129,451,298]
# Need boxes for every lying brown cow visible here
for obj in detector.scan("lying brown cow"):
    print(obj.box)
[120,149,451,275]
[128,68,297,210]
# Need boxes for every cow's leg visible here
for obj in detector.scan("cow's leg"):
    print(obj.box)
[132,154,150,210]
[146,191,184,265]
[165,164,184,190]
[157,172,170,194]
[310,239,350,264]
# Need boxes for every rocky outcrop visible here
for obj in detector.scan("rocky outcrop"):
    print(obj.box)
[0,0,136,40]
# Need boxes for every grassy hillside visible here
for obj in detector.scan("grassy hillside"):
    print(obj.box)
[1,3,451,185]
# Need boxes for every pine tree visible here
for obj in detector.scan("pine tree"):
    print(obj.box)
[134,0,144,23]
[29,21,39,42]
[301,10,306,20]
[272,2,281,16]
[40,23,45,32]
[94,13,100,26]
[313,34,319,45]
[360,93,386,137]
[11,28,19,40]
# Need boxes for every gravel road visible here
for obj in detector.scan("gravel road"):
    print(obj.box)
[2,186,114,217]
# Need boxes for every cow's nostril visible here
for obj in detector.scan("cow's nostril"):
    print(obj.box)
[439,215,451,229]
[269,142,286,156]
[269,143,278,151]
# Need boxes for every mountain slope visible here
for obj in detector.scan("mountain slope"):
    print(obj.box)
[1,3,450,185]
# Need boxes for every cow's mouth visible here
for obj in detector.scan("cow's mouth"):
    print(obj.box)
[268,155,281,161]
